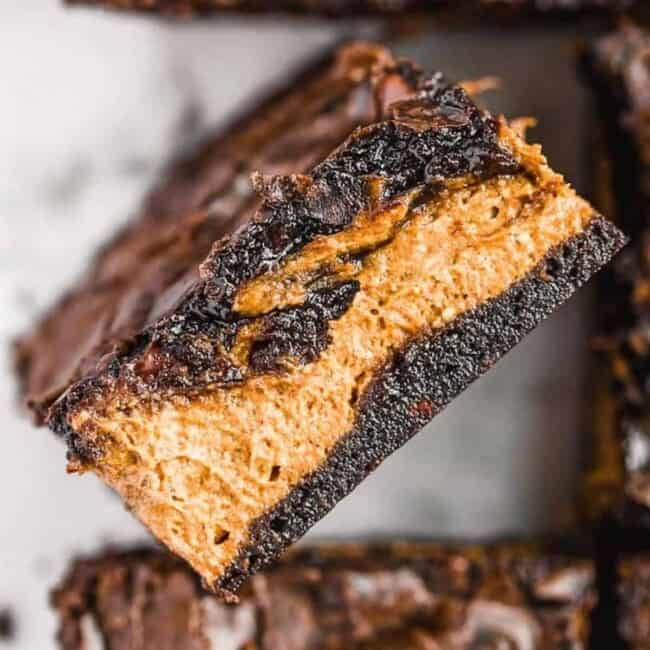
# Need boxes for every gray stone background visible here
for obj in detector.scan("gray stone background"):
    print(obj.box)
[0,5,593,648]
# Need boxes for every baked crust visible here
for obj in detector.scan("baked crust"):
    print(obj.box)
[53,542,597,649]
[18,45,625,596]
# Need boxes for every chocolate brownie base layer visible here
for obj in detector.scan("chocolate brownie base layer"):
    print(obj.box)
[53,543,597,649]
[64,0,641,18]
[217,215,624,596]
[581,23,650,527]
[22,45,624,595]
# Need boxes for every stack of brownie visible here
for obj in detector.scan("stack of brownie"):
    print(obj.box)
[16,1,650,648]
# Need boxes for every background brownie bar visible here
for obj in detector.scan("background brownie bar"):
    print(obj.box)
[619,557,650,649]
[21,45,625,596]
[582,23,650,528]
[53,543,597,649]
[63,0,641,18]
[15,42,395,422]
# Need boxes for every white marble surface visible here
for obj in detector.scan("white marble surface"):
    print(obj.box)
[0,5,594,648]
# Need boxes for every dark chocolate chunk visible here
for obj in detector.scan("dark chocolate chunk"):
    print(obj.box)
[249,280,361,372]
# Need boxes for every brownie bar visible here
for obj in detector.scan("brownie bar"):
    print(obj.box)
[15,43,396,423]
[53,543,597,649]
[582,24,650,528]
[19,44,625,596]
[63,0,641,18]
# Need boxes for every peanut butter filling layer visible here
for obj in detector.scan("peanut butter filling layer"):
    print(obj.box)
[67,125,597,587]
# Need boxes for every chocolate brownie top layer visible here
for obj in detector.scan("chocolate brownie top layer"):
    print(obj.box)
[582,24,650,524]
[53,543,596,650]
[15,43,402,422]
[63,0,642,18]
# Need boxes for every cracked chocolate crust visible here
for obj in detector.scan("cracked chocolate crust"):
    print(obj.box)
[53,543,596,650]
[581,24,650,526]
[47,68,521,457]
[15,42,406,422]
[63,0,642,18]
[215,215,625,595]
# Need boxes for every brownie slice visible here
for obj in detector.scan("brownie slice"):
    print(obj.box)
[53,543,597,649]
[63,0,641,18]
[582,23,650,529]
[19,44,625,597]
